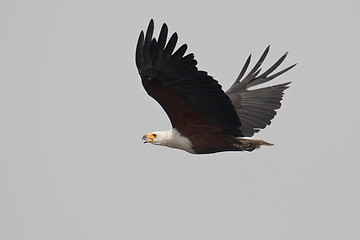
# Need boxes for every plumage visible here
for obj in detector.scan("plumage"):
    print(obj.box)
[136,20,295,154]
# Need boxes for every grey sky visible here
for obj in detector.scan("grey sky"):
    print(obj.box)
[1,0,359,239]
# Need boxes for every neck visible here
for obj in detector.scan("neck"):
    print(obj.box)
[157,129,195,154]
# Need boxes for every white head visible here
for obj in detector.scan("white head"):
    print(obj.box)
[142,129,194,153]
[142,131,171,145]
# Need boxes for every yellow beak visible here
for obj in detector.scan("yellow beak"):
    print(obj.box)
[142,134,155,143]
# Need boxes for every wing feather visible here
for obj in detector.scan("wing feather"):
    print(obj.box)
[226,45,294,137]
[136,20,242,136]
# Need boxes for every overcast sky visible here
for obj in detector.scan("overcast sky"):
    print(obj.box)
[1,0,359,239]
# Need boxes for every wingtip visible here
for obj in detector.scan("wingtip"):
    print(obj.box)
[147,19,154,33]
[145,19,154,42]
[161,22,168,30]
[264,45,270,54]
[283,81,292,87]
[288,63,297,69]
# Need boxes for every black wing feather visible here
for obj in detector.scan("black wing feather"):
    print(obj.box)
[136,20,242,136]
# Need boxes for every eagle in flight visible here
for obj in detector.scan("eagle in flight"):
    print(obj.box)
[136,20,295,154]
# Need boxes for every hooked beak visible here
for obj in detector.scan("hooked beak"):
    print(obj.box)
[142,134,154,143]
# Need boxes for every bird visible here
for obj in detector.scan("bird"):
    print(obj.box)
[136,20,295,154]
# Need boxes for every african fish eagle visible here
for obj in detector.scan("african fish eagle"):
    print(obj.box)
[136,20,295,154]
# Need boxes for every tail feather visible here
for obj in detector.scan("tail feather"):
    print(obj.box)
[235,137,273,152]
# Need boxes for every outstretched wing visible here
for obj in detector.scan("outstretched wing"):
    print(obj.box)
[136,20,242,136]
[226,46,296,137]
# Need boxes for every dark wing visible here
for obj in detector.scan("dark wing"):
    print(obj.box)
[136,20,242,136]
[226,46,296,137]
